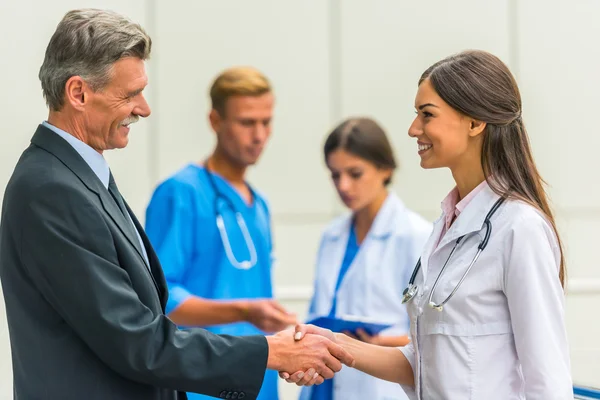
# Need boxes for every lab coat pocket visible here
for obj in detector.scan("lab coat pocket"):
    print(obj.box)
[418,322,514,400]
[419,333,474,400]
[471,333,519,400]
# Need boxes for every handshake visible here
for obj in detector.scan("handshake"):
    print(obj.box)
[265,324,353,386]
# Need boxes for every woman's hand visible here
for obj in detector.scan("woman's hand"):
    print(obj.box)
[278,324,338,386]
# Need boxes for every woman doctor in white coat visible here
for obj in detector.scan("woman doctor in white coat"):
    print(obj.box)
[282,50,572,400]
[299,117,432,400]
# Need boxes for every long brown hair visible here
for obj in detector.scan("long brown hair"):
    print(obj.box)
[420,50,566,287]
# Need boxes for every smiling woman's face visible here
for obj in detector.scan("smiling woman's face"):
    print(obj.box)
[408,78,478,170]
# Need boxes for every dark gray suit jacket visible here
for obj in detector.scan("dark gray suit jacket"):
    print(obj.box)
[0,125,269,400]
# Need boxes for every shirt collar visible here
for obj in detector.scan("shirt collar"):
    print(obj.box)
[440,180,489,230]
[42,121,110,189]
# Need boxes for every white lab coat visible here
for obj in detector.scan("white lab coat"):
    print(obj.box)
[399,184,572,400]
[300,193,432,400]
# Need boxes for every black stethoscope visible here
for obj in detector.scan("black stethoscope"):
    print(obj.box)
[204,163,257,270]
[401,197,505,311]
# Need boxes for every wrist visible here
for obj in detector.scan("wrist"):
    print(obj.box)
[265,334,284,370]
[333,332,345,344]
[235,300,251,322]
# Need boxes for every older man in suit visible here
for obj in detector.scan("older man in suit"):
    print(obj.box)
[0,9,352,400]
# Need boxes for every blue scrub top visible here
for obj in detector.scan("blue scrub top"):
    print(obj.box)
[145,163,278,400]
[311,226,359,400]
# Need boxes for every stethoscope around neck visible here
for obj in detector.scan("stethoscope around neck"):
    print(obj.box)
[401,196,505,311]
[204,162,257,270]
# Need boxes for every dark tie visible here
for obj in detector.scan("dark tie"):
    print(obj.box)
[108,172,129,219]
[108,172,152,273]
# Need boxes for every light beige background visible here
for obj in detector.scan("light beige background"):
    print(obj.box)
[0,1,597,399]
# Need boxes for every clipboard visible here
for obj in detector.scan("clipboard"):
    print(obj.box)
[306,315,392,336]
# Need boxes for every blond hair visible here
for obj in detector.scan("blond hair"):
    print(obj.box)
[209,66,272,115]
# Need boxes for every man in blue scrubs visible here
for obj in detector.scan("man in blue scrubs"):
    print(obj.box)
[145,67,297,400]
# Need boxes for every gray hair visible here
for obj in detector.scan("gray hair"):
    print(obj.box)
[39,9,152,111]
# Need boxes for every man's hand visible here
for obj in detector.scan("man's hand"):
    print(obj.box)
[277,324,343,386]
[266,325,354,386]
[244,299,297,333]
[279,324,416,387]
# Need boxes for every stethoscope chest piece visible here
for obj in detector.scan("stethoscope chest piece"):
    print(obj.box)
[402,283,418,304]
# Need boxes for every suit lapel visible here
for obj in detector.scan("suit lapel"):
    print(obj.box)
[98,186,152,270]
[31,125,162,300]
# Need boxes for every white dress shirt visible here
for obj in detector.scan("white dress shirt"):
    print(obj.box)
[42,121,149,267]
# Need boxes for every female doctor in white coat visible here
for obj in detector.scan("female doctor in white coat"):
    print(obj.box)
[299,117,432,400]
[282,50,572,400]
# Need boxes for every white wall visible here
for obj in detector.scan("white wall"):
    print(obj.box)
[0,1,598,399]
[516,0,600,385]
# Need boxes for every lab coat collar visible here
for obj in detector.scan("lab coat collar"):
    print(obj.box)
[325,192,407,241]
[434,181,502,251]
